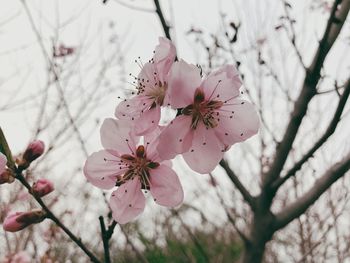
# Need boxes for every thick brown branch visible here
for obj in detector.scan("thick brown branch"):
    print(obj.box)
[99,217,117,263]
[274,152,350,230]
[219,159,256,210]
[264,0,350,188]
[273,76,350,189]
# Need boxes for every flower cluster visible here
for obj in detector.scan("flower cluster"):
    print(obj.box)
[2,140,54,233]
[84,37,259,224]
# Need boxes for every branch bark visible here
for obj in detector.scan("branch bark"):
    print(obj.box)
[274,152,350,230]
[99,217,117,263]
[219,159,256,210]
[153,0,171,40]
[273,76,350,189]
[263,0,350,188]
[0,127,101,263]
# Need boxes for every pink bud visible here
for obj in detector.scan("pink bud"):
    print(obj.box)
[18,140,45,169]
[3,210,46,232]
[23,140,45,162]
[0,169,15,184]
[32,179,54,197]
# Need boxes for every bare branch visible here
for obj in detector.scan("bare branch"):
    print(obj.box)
[20,0,89,157]
[273,76,350,189]
[281,0,306,69]
[153,0,171,40]
[219,159,256,210]
[264,0,350,187]
[274,152,350,230]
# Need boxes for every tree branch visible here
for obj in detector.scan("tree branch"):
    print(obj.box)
[99,217,118,263]
[263,0,350,188]
[219,159,256,210]
[273,76,350,190]
[274,152,350,230]
[0,128,101,263]
[153,0,171,40]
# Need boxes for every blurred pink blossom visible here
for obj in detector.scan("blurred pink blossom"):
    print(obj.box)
[157,60,260,173]
[3,251,31,263]
[32,179,54,197]
[115,37,176,135]
[17,191,31,201]
[53,44,75,58]
[84,119,183,224]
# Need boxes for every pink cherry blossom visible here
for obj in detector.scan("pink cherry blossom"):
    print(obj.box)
[115,37,176,136]
[157,60,260,173]
[0,152,7,175]
[32,179,54,197]
[84,118,184,224]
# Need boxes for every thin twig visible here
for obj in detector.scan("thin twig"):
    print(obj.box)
[99,216,111,263]
[20,0,89,157]
[112,0,154,12]
[219,159,256,210]
[264,0,349,189]
[16,173,102,263]
[99,217,118,263]
[153,0,171,40]
[0,128,101,263]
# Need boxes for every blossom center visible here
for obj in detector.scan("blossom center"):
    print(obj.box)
[145,81,167,106]
[182,88,223,129]
[117,145,159,189]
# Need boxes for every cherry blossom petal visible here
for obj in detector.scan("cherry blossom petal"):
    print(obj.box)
[110,179,145,224]
[215,99,260,146]
[202,65,241,102]
[134,105,161,136]
[0,152,7,175]
[100,118,137,154]
[138,63,159,93]
[115,96,151,121]
[183,124,224,174]
[150,164,184,207]
[84,150,124,190]
[144,126,163,161]
[168,60,202,108]
[154,37,176,81]
[157,115,194,160]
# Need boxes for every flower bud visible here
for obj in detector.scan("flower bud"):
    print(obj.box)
[32,179,54,197]
[18,140,45,169]
[3,210,46,232]
[0,169,15,184]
